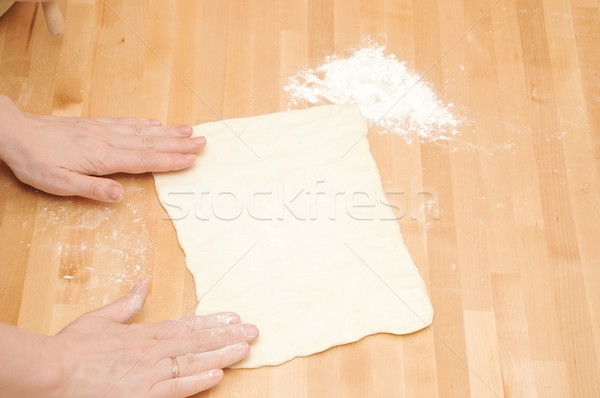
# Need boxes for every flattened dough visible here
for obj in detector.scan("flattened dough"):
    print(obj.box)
[154,105,433,368]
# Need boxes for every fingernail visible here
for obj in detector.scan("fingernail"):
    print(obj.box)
[233,342,248,352]
[108,185,124,202]
[131,280,145,295]
[209,369,223,379]
[192,136,206,145]
[178,125,193,135]
[149,119,162,126]
[225,313,239,325]
[183,154,196,163]
[241,324,258,338]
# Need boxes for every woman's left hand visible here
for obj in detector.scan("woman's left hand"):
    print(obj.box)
[0,94,205,202]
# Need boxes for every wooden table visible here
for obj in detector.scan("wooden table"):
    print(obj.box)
[1,1,599,397]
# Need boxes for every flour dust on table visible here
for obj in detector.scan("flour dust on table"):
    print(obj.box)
[284,45,460,144]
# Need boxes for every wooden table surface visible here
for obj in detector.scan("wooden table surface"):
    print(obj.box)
[1,1,599,397]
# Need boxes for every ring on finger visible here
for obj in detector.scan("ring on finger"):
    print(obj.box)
[171,357,179,379]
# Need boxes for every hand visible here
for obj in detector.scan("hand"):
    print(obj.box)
[46,281,258,397]
[0,94,205,202]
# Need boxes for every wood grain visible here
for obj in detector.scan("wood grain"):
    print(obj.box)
[1,1,599,397]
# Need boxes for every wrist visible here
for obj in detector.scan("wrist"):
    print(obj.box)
[0,94,21,163]
[36,335,66,398]
[0,324,64,398]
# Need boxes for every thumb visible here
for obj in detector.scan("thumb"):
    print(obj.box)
[91,280,148,324]
[54,170,125,202]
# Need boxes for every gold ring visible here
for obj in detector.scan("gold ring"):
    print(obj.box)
[171,357,179,379]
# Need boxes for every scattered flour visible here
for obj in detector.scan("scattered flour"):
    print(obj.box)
[284,45,460,143]
[35,183,154,304]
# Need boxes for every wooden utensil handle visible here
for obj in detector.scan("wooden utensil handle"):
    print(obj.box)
[42,1,65,36]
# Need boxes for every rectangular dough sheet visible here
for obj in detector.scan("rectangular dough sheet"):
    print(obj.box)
[154,105,433,368]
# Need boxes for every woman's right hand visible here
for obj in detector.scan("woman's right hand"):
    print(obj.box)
[0,281,258,398]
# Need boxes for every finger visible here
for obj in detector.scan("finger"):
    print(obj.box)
[156,323,259,358]
[151,313,242,339]
[110,135,206,154]
[100,151,197,174]
[154,342,249,381]
[110,124,194,138]
[28,112,192,137]
[27,114,190,137]
[148,370,223,398]
[92,117,162,126]
[26,114,161,127]
[49,170,125,201]
[86,280,148,323]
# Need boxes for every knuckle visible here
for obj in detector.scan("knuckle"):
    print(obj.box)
[142,136,156,150]
[188,331,205,352]
[132,125,143,136]
[182,352,202,374]
[169,317,195,336]
[206,314,220,326]
[138,150,153,166]
[181,316,197,332]
[213,329,230,347]
[87,179,105,198]
[177,138,188,147]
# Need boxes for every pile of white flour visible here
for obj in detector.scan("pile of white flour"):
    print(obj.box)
[284,46,459,143]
